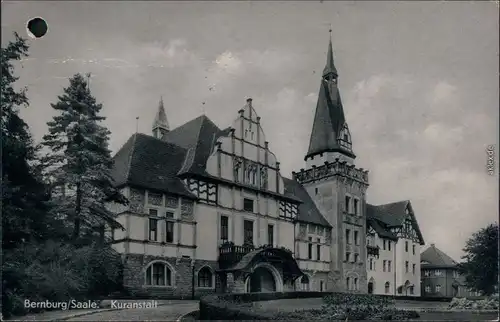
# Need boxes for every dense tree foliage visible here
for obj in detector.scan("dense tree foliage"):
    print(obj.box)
[1,33,127,319]
[41,73,127,241]
[458,223,499,296]
[1,32,53,249]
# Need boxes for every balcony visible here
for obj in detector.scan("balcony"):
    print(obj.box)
[367,245,380,258]
[218,242,255,270]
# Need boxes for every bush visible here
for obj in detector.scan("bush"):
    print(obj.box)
[448,296,499,310]
[2,240,124,318]
[320,293,418,320]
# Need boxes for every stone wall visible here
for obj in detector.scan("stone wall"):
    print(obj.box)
[123,254,218,299]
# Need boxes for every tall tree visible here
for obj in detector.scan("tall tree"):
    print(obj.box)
[41,73,127,241]
[458,223,499,296]
[1,32,52,248]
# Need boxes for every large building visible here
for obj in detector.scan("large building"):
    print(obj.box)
[421,244,479,298]
[107,36,425,299]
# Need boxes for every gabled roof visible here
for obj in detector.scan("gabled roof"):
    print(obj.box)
[366,200,425,245]
[421,244,458,268]
[282,178,331,227]
[111,133,196,199]
[163,115,223,176]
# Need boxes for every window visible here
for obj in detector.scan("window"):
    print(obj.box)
[424,285,431,293]
[316,238,321,260]
[354,231,359,245]
[346,277,350,290]
[383,240,386,250]
[197,267,213,288]
[243,198,254,212]
[346,229,351,244]
[300,275,310,291]
[354,253,359,263]
[388,241,391,251]
[383,260,387,272]
[220,216,229,241]
[409,286,414,295]
[243,220,254,245]
[166,221,174,243]
[388,261,392,272]
[435,270,442,276]
[369,258,373,270]
[424,270,430,277]
[165,211,174,219]
[412,244,415,255]
[345,252,350,262]
[405,241,409,252]
[405,261,409,273]
[385,282,390,294]
[308,237,313,259]
[149,218,158,241]
[320,281,324,292]
[315,187,318,195]
[149,209,158,217]
[353,199,359,215]
[145,262,172,286]
[354,278,358,291]
[436,285,441,292]
[412,264,416,275]
[268,225,274,246]
[345,196,351,213]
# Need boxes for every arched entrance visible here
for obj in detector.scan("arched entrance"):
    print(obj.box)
[246,266,277,293]
[368,277,375,294]
[218,247,303,294]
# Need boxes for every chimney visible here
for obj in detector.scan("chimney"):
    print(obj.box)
[246,97,253,107]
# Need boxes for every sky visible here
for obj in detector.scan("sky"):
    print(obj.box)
[2,1,498,261]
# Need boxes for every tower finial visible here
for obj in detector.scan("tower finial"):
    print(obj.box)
[322,27,338,79]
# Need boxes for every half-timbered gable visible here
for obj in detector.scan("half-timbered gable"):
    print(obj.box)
[365,200,424,297]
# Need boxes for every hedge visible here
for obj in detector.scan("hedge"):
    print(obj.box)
[199,291,437,320]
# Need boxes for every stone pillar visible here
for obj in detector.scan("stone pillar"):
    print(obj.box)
[233,272,246,293]
[227,273,236,293]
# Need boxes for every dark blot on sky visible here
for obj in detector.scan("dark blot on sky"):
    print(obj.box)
[27,17,48,39]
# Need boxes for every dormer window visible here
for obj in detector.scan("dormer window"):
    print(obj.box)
[338,124,352,151]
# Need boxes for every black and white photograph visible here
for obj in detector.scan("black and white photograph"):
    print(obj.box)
[1,1,498,321]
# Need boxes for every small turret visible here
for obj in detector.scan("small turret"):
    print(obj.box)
[152,96,169,139]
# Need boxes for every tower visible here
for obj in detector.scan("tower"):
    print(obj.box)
[152,96,170,139]
[293,32,369,292]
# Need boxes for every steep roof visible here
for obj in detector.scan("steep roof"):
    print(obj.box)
[323,37,338,78]
[421,244,458,268]
[163,115,223,176]
[366,200,425,245]
[282,178,331,227]
[111,133,196,199]
[305,40,355,161]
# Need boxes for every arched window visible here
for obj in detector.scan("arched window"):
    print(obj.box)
[346,277,351,291]
[300,275,310,291]
[385,282,390,294]
[198,267,213,288]
[145,261,173,286]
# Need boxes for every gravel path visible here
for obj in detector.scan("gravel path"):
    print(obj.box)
[66,301,198,321]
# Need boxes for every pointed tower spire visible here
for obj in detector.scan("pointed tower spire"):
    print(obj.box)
[323,27,338,79]
[152,96,170,139]
[305,33,355,163]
